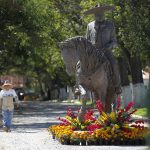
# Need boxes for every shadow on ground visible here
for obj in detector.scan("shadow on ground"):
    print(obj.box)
[10,101,87,131]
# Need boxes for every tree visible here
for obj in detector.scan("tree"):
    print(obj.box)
[0,0,62,95]
[113,0,150,84]
[1,0,149,101]
[0,0,84,99]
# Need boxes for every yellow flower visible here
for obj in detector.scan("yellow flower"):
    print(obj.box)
[106,127,111,131]
[114,124,120,129]
[101,112,108,118]
[109,112,116,122]
[122,123,129,128]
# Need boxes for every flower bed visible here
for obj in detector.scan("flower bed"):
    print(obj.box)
[48,98,150,145]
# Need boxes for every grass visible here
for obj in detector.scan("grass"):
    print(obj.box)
[134,107,148,117]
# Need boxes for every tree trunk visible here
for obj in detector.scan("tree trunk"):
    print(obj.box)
[38,78,45,98]
[47,88,51,100]
[117,57,130,86]
[130,56,143,84]
[130,56,145,107]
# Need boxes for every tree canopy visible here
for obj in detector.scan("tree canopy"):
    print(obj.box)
[0,0,149,98]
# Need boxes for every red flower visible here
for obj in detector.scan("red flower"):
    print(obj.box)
[118,109,125,117]
[125,116,131,122]
[126,101,134,111]
[86,109,94,116]
[130,124,137,128]
[117,109,125,122]
[116,97,121,110]
[87,124,102,131]
[67,108,76,118]
[129,109,137,115]
[84,109,96,121]
[57,117,70,125]
[96,100,105,114]
[135,120,144,124]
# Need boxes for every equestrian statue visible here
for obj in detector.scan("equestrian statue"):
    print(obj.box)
[59,4,122,122]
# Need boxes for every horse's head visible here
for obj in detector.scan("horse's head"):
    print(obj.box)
[59,37,79,76]
[59,36,98,75]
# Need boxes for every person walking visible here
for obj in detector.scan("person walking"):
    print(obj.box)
[0,81,20,132]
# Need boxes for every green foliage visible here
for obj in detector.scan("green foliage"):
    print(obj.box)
[52,0,85,37]
[134,108,147,117]
[0,0,58,70]
[0,0,86,96]
[0,0,64,95]
[113,0,150,59]
[0,0,149,96]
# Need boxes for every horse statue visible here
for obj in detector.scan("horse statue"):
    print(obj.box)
[59,36,117,121]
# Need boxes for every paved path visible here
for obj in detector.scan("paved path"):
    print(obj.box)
[0,101,148,150]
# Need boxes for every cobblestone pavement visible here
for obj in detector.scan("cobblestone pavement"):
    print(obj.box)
[0,101,148,150]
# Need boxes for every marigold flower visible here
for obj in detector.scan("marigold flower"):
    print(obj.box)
[114,124,120,129]
[48,99,150,144]
[110,111,116,122]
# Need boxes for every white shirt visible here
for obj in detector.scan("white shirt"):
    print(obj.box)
[0,89,19,111]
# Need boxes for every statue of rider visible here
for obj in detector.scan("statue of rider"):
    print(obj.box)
[83,3,122,94]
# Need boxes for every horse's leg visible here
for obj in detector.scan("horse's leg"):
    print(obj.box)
[93,91,100,100]
[94,88,107,101]
[93,86,114,113]
[78,96,87,123]
[105,89,116,113]
[74,61,82,95]
[105,95,112,113]
[77,85,87,123]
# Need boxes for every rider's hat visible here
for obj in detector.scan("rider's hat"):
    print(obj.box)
[83,3,115,15]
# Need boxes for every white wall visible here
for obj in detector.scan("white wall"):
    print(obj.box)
[121,81,148,107]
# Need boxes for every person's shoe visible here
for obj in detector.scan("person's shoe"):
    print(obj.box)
[3,127,8,132]
[7,128,11,132]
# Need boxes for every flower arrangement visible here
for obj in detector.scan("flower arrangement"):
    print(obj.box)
[48,98,150,145]
[95,98,139,130]
[57,108,96,131]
